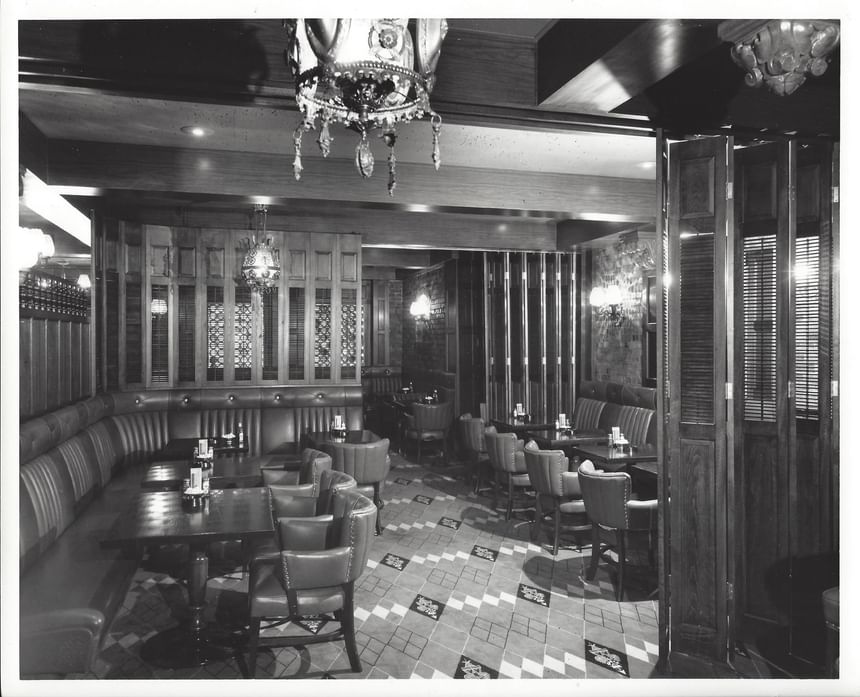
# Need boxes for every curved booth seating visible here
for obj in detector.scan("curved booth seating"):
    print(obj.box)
[403,401,454,466]
[485,428,532,521]
[523,441,590,555]
[577,461,658,601]
[327,438,391,536]
[18,384,363,676]
[574,380,657,446]
[459,413,491,494]
[246,488,377,677]
[261,447,331,487]
[823,586,839,678]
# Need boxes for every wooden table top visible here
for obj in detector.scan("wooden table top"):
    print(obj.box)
[490,419,555,435]
[142,457,262,490]
[158,437,249,460]
[305,429,380,450]
[570,443,658,472]
[524,428,607,449]
[101,487,274,548]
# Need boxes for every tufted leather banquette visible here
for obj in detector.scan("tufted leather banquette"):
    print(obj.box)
[18,384,363,676]
[573,380,657,446]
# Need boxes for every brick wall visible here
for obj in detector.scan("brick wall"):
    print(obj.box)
[591,237,656,384]
[403,264,447,373]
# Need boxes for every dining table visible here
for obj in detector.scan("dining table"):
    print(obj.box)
[101,486,274,668]
[158,436,249,460]
[569,442,658,471]
[142,456,263,491]
[490,418,555,435]
[523,427,607,450]
[304,428,381,452]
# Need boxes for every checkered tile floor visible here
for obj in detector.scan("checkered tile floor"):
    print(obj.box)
[75,452,666,680]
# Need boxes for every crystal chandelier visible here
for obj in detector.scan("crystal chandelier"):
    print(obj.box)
[241,205,281,293]
[285,18,448,196]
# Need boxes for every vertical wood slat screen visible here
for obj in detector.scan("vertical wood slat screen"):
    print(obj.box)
[125,281,142,383]
[742,234,777,421]
[679,234,715,423]
[150,285,169,383]
[206,285,225,382]
[262,290,278,380]
[794,234,820,420]
[340,287,358,380]
[234,284,253,381]
[288,287,305,380]
[177,285,196,382]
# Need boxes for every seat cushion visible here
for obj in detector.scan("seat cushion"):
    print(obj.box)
[249,564,345,618]
[405,429,445,441]
[558,499,586,515]
[508,473,531,487]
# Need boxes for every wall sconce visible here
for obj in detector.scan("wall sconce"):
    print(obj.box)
[76,273,91,290]
[590,285,626,326]
[409,293,431,322]
[17,227,54,269]
[150,298,168,315]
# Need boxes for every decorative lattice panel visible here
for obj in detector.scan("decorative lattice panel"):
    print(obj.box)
[341,288,357,380]
[234,285,253,381]
[207,286,225,381]
[314,287,332,380]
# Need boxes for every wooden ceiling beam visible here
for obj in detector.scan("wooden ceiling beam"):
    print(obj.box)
[539,20,724,114]
[46,139,656,223]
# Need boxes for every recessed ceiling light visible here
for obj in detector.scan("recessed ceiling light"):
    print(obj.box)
[181,125,213,137]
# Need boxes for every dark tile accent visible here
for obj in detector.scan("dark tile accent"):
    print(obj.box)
[295,616,329,634]
[517,582,551,607]
[454,654,499,679]
[470,544,499,562]
[380,552,409,571]
[395,478,412,485]
[585,638,630,677]
[409,593,445,621]
[413,494,434,505]
[438,516,462,530]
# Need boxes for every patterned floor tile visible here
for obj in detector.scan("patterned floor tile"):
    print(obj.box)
[58,451,667,682]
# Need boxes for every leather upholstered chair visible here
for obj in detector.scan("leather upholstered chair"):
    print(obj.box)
[577,461,658,601]
[246,488,377,677]
[327,438,391,536]
[403,401,454,466]
[261,447,331,487]
[269,468,357,520]
[524,441,590,555]
[459,413,492,494]
[484,428,532,520]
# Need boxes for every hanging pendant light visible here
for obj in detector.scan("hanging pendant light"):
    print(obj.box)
[241,204,281,293]
[285,18,448,196]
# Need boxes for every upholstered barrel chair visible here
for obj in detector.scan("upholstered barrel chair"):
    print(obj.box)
[261,447,331,487]
[484,428,532,520]
[459,413,492,495]
[403,401,454,466]
[577,461,658,601]
[524,441,590,555]
[246,488,377,676]
[327,438,391,536]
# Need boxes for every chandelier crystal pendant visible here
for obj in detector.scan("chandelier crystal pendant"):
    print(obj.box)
[241,205,281,293]
[285,18,448,196]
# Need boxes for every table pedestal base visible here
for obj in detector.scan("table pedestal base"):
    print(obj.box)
[140,625,238,668]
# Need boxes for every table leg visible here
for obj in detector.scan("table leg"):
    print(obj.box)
[140,542,235,668]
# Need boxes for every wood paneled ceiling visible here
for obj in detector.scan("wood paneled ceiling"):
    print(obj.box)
[16,17,840,262]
